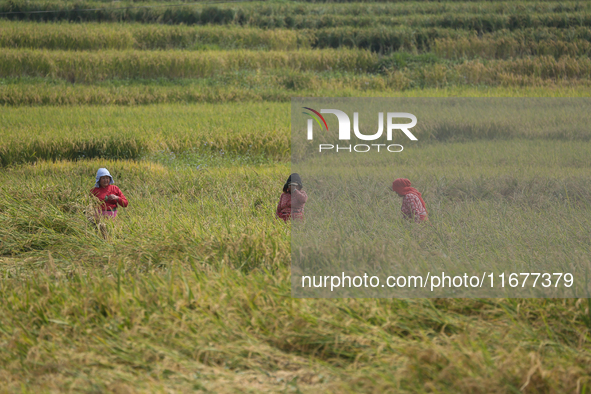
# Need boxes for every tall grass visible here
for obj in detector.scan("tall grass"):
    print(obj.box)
[3,48,591,84]
[0,159,290,267]
[453,55,591,85]
[0,22,304,51]
[434,36,591,59]
[0,48,377,82]
[2,77,590,107]
[378,54,591,89]
[1,1,590,31]
[204,12,591,31]
[5,22,591,58]
[1,150,590,391]
[3,0,589,18]
[0,103,290,166]
[312,26,591,55]
[1,266,589,392]
[1,1,590,26]
[3,98,591,166]
[291,139,591,297]
[1,1,591,391]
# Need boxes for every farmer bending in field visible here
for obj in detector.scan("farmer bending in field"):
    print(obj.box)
[392,178,428,223]
[276,173,307,222]
[89,168,128,237]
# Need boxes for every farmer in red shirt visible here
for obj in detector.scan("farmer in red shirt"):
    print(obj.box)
[392,178,428,223]
[90,168,128,218]
[276,173,307,222]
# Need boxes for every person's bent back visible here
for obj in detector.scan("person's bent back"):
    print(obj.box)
[391,178,427,223]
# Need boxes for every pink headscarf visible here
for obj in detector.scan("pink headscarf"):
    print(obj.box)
[392,178,427,213]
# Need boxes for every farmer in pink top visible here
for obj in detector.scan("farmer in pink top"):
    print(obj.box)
[276,173,307,222]
[392,178,428,223]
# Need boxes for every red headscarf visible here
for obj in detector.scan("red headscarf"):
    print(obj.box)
[392,178,427,213]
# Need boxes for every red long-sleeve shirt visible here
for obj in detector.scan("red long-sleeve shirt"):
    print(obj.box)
[276,189,307,222]
[90,185,129,211]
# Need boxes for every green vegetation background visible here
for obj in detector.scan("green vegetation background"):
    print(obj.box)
[1,1,590,392]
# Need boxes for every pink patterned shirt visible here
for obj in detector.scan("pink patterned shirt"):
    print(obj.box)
[401,193,427,223]
[276,189,308,222]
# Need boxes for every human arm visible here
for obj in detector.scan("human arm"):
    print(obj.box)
[291,188,307,205]
[106,186,129,208]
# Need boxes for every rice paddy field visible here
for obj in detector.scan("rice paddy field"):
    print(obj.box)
[1,0,590,392]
